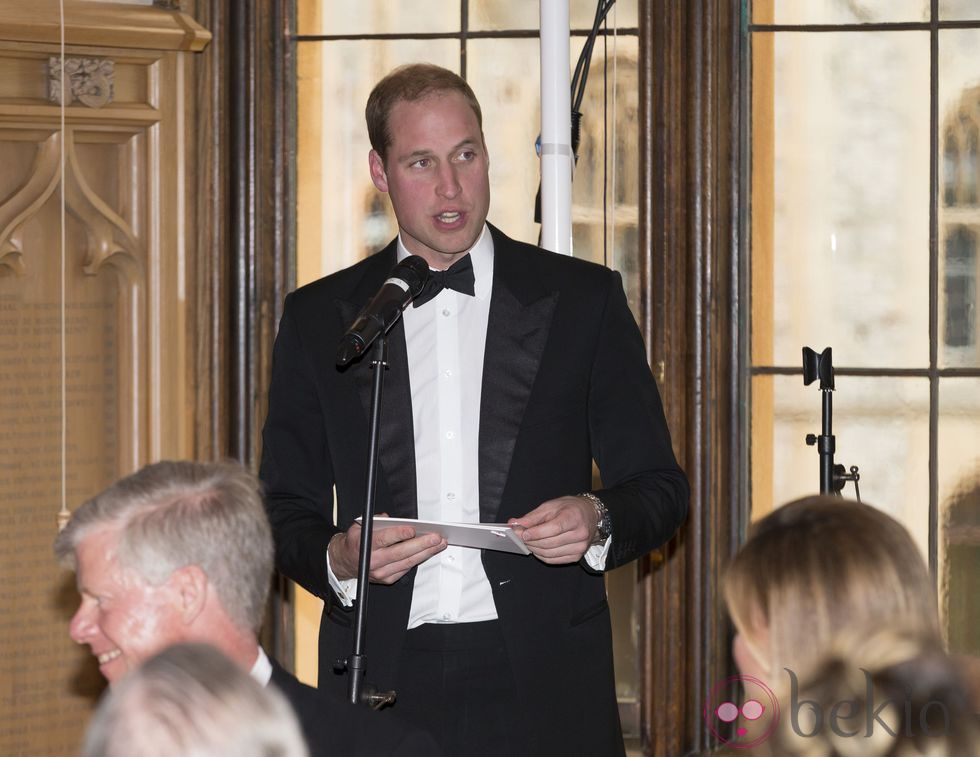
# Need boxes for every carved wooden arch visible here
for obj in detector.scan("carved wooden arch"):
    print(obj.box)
[0,128,143,276]
[0,125,147,471]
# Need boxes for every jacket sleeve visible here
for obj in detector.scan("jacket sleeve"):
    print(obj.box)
[587,271,689,569]
[260,293,339,600]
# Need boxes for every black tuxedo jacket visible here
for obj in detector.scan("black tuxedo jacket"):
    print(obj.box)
[269,658,441,756]
[261,225,689,756]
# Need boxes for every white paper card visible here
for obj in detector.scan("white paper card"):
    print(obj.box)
[361,516,531,555]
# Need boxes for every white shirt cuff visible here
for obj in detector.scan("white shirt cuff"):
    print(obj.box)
[325,548,358,607]
[584,536,611,571]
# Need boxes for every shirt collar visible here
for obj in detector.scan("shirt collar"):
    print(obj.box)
[396,224,494,301]
[249,646,273,687]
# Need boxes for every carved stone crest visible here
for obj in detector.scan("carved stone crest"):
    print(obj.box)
[48,57,115,109]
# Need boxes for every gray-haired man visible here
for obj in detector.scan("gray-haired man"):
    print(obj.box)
[56,460,439,757]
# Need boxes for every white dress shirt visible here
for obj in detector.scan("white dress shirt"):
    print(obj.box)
[326,227,495,626]
[401,226,497,628]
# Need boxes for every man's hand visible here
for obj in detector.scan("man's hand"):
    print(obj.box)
[508,496,598,564]
[328,516,447,584]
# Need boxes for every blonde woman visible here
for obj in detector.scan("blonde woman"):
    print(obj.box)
[718,495,955,752]
[724,495,941,687]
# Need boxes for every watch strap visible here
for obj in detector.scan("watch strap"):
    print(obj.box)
[579,491,611,544]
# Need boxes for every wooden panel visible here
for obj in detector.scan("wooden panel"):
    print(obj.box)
[0,129,130,754]
[640,0,743,754]
[0,0,210,52]
[0,4,208,753]
[0,48,155,108]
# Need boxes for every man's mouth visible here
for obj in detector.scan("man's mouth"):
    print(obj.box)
[436,211,462,223]
[97,649,122,665]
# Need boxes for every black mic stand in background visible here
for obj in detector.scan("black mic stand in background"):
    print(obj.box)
[802,346,861,500]
[334,334,397,709]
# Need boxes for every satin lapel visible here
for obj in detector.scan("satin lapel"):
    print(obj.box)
[335,249,418,518]
[479,232,558,522]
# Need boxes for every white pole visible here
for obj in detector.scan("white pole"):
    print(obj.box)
[539,0,573,255]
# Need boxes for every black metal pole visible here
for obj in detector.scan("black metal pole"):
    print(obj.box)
[819,389,835,495]
[347,335,388,706]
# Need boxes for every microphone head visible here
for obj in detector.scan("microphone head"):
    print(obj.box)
[336,335,365,366]
[397,255,430,298]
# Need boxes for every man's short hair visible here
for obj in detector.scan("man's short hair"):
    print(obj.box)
[54,460,273,633]
[82,642,308,757]
[365,62,483,163]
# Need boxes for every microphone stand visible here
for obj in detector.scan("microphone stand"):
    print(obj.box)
[802,346,861,500]
[335,335,396,709]
[332,256,427,707]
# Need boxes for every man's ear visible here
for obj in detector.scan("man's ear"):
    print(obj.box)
[168,564,208,624]
[369,149,389,193]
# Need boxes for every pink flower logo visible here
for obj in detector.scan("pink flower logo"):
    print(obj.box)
[704,674,780,748]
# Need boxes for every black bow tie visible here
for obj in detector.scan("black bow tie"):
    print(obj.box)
[412,254,476,307]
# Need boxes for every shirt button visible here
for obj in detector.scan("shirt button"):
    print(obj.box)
[446,492,456,500]
[446,431,455,439]
[442,613,451,621]
[444,369,453,377]
[442,308,451,317]
[447,554,455,563]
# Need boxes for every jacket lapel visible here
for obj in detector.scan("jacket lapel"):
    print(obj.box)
[479,226,557,522]
[334,246,418,518]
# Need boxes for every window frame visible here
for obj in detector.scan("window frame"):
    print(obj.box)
[745,0,980,636]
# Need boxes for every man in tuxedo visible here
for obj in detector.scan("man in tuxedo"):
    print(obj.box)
[260,63,689,756]
[55,460,438,757]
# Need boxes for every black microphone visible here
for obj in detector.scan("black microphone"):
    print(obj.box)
[336,255,429,366]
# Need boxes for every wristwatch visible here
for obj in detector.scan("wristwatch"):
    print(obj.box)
[579,492,612,545]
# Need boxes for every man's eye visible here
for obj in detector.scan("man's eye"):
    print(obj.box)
[411,158,431,169]
[458,150,475,161]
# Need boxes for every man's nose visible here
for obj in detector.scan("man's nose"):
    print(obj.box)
[69,602,94,644]
[436,164,461,198]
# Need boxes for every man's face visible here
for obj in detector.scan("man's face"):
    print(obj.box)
[369,90,491,269]
[68,526,185,683]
